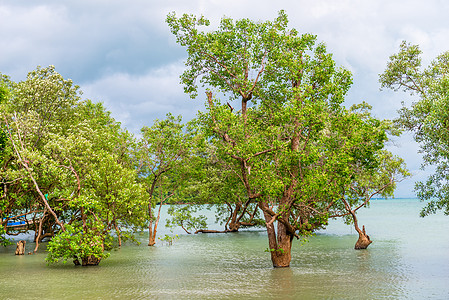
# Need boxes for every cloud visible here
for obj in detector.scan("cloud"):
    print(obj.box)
[3,0,447,86]
[81,61,202,134]
[0,4,70,77]
[0,1,186,82]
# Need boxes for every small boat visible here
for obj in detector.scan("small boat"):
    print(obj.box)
[7,220,27,226]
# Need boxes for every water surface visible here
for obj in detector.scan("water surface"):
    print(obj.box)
[1,199,448,299]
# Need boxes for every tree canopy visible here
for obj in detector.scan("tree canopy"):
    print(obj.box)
[134,113,199,245]
[380,41,449,216]
[167,10,408,267]
[0,66,147,265]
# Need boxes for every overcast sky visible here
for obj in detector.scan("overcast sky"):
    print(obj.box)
[1,0,449,197]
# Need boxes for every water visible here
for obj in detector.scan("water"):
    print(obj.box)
[1,199,448,299]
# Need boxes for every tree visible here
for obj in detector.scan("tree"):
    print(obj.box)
[326,103,409,249]
[0,66,81,249]
[44,101,147,265]
[0,66,147,265]
[168,140,265,234]
[380,41,449,216]
[135,114,196,246]
[167,11,405,267]
[166,205,207,234]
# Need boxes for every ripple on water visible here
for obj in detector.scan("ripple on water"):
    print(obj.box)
[1,200,448,299]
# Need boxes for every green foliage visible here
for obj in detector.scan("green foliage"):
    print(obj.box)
[0,66,146,263]
[380,41,449,216]
[46,221,110,264]
[136,113,197,205]
[158,233,179,246]
[0,224,12,247]
[135,113,202,244]
[166,205,207,234]
[264,248,285,254]
[167,10,407,262]
[0,75,12,103]
[0,80,10,170]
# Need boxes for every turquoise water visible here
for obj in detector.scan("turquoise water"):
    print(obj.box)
[1,199,448,299]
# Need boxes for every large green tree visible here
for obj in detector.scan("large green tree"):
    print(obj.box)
[380,41,449,216]
[0,66,146,265]
[135,114,197,246]
[167,11,406,267]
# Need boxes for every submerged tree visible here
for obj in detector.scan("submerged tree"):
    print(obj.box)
[166,205,207,234]
[380,41,449,216]
[168,140,265,234]
[167,11,406,267]
[326,103,409,249]
[136,114,196,246]
[0,66,147,265]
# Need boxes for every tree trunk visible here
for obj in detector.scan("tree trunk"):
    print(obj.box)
[265,114,299,268]
[34,212,45,252]
[81,255,101,266]
[342,198,373,250]
[227,220,241,232]
[148,229,156,246]
[270,222,293,268]
[72,255,101,266]
[15,240,26,255]
[148,200,155,246]
[260,202,293,268]
[354,225,372,250]
[74,243,104,266]
[114,222,122,247]
[148,202,163,246]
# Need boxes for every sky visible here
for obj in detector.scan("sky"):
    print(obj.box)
[1,0,449,197]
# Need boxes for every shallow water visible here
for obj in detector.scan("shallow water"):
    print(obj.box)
[1,199,448,299]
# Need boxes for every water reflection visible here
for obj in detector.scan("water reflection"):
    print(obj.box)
[269,267,295,299]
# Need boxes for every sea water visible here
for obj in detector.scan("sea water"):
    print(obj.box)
[0,198,448,299]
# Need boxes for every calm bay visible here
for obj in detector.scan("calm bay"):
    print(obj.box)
[1,198,448,299]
